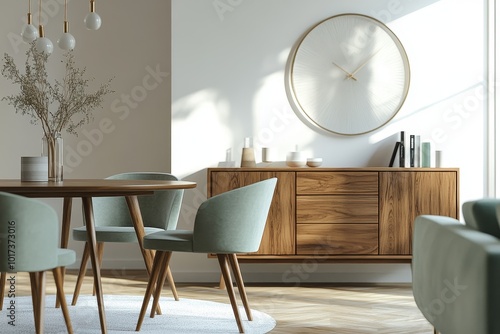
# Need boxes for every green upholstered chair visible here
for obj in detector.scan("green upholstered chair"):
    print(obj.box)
[462,198,500,237]
[0,192,75,334]
[136,177,277,333]
[71,172,184,305]
[412,214,500,334]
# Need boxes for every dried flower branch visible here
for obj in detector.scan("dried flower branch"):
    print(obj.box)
[2,43,113,137]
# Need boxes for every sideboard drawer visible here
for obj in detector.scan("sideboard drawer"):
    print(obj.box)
[297,195,378,223]
[297,224,378,255]
[297,172,379,194]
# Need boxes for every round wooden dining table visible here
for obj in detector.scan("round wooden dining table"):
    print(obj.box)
[0,178,197,334]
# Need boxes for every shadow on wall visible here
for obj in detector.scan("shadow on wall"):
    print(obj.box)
[177,168,208,229]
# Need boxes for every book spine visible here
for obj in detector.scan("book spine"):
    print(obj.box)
[399,131,405,167]
[410,135,415,167]
[389,142,401,167]
[415,135,421,167]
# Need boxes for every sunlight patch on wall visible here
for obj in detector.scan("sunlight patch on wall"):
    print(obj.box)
[172,89,232,175]
[252,70,315,161]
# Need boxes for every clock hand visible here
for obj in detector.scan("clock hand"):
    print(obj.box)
[351,49,381,77]
[332,60,357,81]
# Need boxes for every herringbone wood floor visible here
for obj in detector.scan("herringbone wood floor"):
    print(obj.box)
[11,270,433,333]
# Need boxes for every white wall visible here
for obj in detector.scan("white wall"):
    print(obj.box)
[0,1,171,271]
[171,0,486,283]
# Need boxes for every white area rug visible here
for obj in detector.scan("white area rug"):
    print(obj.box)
[1,295,276,333]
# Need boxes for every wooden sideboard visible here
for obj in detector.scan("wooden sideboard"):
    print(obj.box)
[207,167,459,263]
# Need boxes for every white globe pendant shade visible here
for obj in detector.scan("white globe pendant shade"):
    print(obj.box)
[21,0,102,54]
[57,32,76,50]
[84,12,101,30]
[35,37,54,55]
[21,23,38,43]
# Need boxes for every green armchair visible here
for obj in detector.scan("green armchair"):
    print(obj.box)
[412,200,500,334]
[0,192,76,334]
[136,177,277,333]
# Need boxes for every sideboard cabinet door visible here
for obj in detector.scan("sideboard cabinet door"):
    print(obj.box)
[379,171,459,255]
[208,171,295,255]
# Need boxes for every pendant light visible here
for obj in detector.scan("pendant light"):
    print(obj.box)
[35,0,53,54]
[57,0,75,50]
[21,0,38,43]
[84,0,102,30]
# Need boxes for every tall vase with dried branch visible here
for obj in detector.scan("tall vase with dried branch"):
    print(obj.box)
[2,44,113,181]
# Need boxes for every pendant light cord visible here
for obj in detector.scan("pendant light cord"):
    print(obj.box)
[64,0,67,22]
[63,0,69,33]
[27,0,33,24]
[37,0,43,37]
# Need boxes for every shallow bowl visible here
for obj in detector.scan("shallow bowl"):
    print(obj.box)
[307,158,323,167]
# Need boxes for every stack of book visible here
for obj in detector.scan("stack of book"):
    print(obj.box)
[389,131,422,167]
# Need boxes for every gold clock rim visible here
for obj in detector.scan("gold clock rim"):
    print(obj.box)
[285,13,411,136]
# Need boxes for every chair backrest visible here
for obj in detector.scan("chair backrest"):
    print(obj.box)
[92,172,184,230]
[0,192,59,272]
[192,178,277,253]
[462,199,500,238]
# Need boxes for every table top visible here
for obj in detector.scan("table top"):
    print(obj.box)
[0,179,197,197]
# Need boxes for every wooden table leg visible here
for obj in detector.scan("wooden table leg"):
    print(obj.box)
[82,197,107,334]
[126,196,163,314]
[60,197,73,249]
[126,196,154,269]
[56,197,72,308]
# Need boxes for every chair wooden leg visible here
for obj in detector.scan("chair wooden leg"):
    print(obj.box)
[72,241,91,305]
[0,272,6,311]
[30,271,46,334]
[150,252,172,318]
[149,252,168,318]
[219,273,226,289]
[228,254,252,321]
[92,242,105,296]
[217,254,244,333]
[136,251,165,331]
[166,266,179,301]
[53,268,73,334]
[142,249,163,316]
[38,272,46,334]
[434,329,439,334]
[29,272,40,332]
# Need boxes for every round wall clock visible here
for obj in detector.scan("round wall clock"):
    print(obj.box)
[285,13,410,135]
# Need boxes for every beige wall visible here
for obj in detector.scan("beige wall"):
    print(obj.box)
[0,0,171,270]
